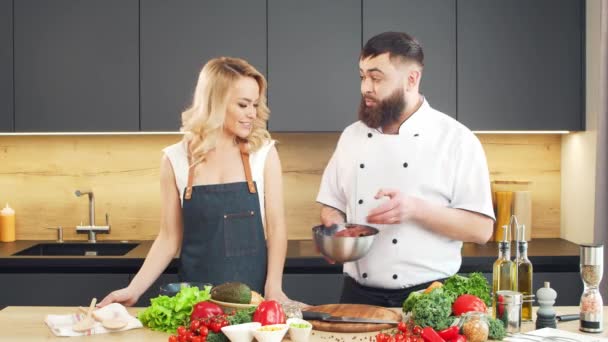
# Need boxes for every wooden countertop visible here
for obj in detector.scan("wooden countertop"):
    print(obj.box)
[0,306,606,341]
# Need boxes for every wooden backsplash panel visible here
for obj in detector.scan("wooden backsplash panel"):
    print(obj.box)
[0,133,560,241]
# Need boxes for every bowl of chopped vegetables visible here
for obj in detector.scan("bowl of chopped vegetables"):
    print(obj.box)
[252,324,289,342]
[312,223,379,263]
[286,318,312,342]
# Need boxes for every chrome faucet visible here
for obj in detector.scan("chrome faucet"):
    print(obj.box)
[75,190,110,243]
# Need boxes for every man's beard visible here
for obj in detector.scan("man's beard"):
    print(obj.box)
[358,88,406,129]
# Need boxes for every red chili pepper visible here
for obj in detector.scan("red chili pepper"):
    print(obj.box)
[421,327,446,342]
[437,326,459,341]
[449,334,467,342]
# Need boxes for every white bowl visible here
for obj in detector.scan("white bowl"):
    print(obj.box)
[221,322,261,342]
[252,324,288,342]
[286,318,312,342]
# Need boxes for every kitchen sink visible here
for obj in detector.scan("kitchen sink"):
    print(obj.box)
[12,242,138,256]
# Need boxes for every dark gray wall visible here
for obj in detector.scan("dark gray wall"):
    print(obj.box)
[267,0,362,132]
[14,0,139,132]
[0,0,13,132]
[457,0,583,130]
[140,0,267,131]
[363,0,456,118]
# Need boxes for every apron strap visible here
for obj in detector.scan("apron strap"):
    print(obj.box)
[184,141,256,200]
[240,148,256,194]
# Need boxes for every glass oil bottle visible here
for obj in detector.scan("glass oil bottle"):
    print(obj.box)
[515,224,533,321]
[492,222,517,318]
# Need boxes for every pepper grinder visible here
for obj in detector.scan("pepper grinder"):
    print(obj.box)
[536,281,557,329]
[579,244,604,333]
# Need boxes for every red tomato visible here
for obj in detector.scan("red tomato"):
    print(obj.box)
[452,295,487,316]
[413,326,423,336]
[398,322,408,333]
[197,326,209,337]
[168,336,178,342]
[177,335,187,342]
[190,320,201,333]
[376,333,391,342]
[191,337,203,342]
[177,326,187,336]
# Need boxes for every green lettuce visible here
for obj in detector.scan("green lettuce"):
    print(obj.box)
[138,285,212,333]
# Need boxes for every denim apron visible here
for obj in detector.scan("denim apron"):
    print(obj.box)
[179,144,267,293]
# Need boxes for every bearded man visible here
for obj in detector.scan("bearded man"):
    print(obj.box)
[316,31,496,306]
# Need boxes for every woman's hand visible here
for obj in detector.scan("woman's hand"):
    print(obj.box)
[97,287,140,308]
[264,287,290,303]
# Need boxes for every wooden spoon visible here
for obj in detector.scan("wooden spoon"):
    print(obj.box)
[72,298,96,332]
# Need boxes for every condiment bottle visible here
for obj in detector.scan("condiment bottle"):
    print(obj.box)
[0,203,16,242]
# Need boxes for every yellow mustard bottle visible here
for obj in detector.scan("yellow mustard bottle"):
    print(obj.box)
[0,203,16,242]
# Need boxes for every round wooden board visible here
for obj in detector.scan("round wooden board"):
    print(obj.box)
[303,304,402,333]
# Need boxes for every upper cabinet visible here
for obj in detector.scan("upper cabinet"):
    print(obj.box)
[14,0,139,132]
[267,0,361,132]
[140,0,266,131]
[363,0,456,118]
[0,0,13,132]
[457,0,584,131]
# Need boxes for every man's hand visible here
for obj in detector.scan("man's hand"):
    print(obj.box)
[320,205,346,227]
[366,189,420,224]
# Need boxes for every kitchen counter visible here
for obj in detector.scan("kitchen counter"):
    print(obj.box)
[0,238,580,274]
[0,306,606,341]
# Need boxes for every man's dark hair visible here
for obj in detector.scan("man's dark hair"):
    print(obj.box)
[361,32,424,67]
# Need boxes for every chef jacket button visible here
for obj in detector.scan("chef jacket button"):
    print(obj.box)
[362,273,368,278]
[403,162,408,168]
[360,163,365,169]
[392,239,398,244]
[393,274,398,280]
[358,199,364,205]
[368,133,373,138]
[414,133,419,137]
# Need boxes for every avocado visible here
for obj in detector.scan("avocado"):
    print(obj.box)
[211,282,252,304]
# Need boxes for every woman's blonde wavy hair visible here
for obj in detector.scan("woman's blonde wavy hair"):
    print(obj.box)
[181,57,271,164]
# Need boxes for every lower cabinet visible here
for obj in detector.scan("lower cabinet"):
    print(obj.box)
[132,273,179,307]
[283,274,344,306]
[0,273,129,307]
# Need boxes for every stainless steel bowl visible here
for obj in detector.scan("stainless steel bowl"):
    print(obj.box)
[159,282,211,296]
[312,223,379,263]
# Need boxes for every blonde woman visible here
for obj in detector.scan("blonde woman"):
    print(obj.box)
[99,57,289,306]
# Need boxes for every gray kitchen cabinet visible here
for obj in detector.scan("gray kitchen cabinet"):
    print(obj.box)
[140,0,266,131]
[0,273,129,306]
[457,0,584,130]
[13,0,139,132]
[363,0,456,118]
[283,274,344,305]
[268,0,361,132]
[0,0,12,132]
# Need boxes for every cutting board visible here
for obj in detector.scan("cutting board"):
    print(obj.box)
[303,304,401,333]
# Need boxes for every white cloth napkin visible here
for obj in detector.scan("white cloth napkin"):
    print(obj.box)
[44,303,143,337]
[506,327,608,342]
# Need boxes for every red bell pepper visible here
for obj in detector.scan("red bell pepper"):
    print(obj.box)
[421,327,445,342]
[190,301,223,321]
[437,326,459,340]
[252,300,286,325]
[452,294,487,316]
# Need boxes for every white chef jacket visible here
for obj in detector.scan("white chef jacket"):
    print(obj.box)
[316,98,495,289]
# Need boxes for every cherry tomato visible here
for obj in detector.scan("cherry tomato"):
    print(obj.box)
[177,326,188,336]
[395,333,406,342]
[177,335,187,342]
[412,326,422,336]
[376,333,390,342]
[398,322,408,333]
[185,331,194,341]
[190,320,201,333]
[197,326,209,337]
[168,336,178,342]
[191,337,203,342]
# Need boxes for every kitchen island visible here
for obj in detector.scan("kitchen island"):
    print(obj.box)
[0,306,606,341]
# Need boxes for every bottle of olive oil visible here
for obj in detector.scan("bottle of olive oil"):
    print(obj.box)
[492,225,517,318]
[516,225,533,321]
